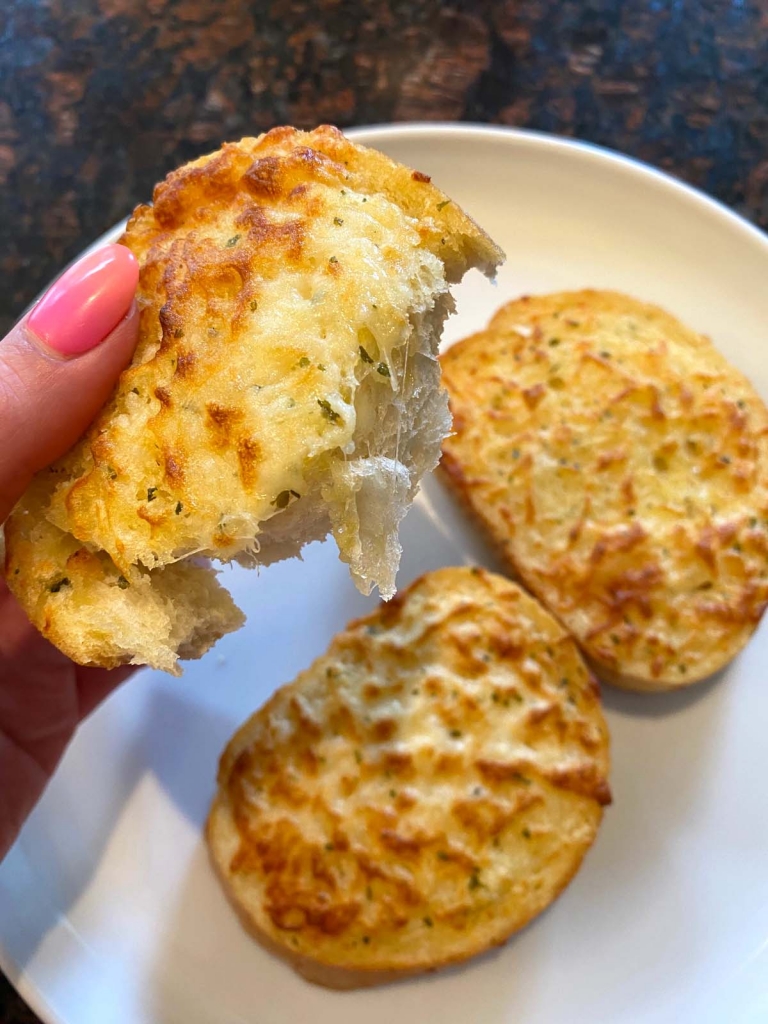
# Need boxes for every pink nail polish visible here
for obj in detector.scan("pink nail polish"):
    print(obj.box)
[27,244,139,357]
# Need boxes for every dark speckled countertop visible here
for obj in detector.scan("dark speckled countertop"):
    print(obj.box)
[1,0,767,1019]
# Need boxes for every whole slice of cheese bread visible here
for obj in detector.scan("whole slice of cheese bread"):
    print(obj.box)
[208,566,610,988]
[441,291,768,691]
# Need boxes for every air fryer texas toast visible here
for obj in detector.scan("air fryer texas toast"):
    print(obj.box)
[441,290,768,691]
[207,566,610,988]
[4,126,502,674]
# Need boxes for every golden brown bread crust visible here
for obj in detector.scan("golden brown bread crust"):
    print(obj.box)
[207,566,610,988]
[4,126,502,672]
[440,290,768,692]
[3,478,244,672]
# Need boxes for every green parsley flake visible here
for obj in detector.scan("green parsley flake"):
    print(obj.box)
[317,399,341,423]
[377,362,390,378]
[49,577,71,593]
[359,345,374,364]
[225,234,241,247]
[147,487,157,502]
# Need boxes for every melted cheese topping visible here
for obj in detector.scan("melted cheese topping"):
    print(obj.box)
[46,134,448,573]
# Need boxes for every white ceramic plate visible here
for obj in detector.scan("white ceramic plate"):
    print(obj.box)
[3,125,768,1024]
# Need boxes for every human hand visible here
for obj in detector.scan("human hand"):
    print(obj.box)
[0,244,140,860]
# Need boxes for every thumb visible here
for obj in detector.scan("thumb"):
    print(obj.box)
[0,244,139,522]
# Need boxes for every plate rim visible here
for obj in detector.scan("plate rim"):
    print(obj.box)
[39,122,768,280]
[351,121,768,249]
[3,120,768,1024]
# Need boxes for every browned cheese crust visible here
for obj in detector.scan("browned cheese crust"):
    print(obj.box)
[207,566,610,988]
[440,290,768,691]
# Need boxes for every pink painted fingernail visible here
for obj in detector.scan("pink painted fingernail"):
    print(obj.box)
[28,244,139,357]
